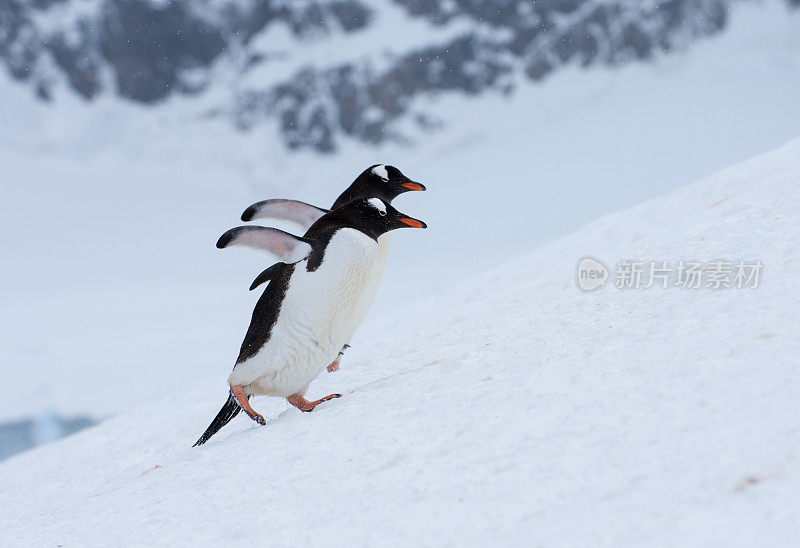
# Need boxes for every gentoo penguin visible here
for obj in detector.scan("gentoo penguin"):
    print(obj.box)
[241,164,425,371]
[193,198,426,446]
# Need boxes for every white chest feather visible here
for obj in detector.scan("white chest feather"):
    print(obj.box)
[363,232,390,310]
[229,228,380,396]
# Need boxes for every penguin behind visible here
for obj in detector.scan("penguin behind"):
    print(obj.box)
[193,198,426,446]
[240,164,426,229]
[241,164,426,372]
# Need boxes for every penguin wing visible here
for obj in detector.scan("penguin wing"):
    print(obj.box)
[241,199,328,229]
[217,226,313,264]
[249,263,283,291]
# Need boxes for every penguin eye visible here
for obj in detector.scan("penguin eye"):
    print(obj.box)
[379,210,387,217]
[381,176,389,183]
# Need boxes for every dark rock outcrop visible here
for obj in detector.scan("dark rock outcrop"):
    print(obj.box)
[1,0,795,151]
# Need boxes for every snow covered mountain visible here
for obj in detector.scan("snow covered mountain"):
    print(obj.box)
[1,134,798,545]
[3,0,798,151]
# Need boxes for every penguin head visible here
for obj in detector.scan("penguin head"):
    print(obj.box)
[335,197,427,239]
[332,164,426,209]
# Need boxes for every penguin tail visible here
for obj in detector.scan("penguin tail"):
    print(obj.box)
[192,391,242,447]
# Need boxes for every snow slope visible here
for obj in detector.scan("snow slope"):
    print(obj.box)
[1,1,798,425]
[1,137,798,546]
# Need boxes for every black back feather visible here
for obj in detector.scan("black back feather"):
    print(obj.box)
[236,264,293,364]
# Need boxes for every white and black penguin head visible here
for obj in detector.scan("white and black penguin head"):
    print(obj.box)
[331,164,426,210]
[333,197,427,240]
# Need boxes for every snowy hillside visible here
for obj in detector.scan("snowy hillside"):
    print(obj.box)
[1,138,798,546]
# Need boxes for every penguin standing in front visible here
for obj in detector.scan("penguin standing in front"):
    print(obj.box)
[193,198,426,446]
[241,164,425,371]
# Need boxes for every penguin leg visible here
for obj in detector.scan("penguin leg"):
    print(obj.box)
[327,344,350,373]
[230,385,266,425]
[326,358,340,373]
[287,393,341,412]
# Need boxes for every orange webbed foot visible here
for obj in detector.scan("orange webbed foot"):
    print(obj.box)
[287,393,342,412]
[230,385,266,425]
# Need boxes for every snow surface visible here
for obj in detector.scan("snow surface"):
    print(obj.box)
[0,1,798,424]
[1,136,799,546]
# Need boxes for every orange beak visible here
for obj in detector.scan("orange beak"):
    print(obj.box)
[401,182,426,192]
[399,217,427,229]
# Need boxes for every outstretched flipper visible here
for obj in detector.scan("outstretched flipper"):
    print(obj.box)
[249,263,283,291]
[193,391,242,446]
[217,226,313,263]
[241,199,327,229]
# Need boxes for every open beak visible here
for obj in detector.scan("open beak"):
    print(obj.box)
[398,217,427,229]
[401,181,426,192]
